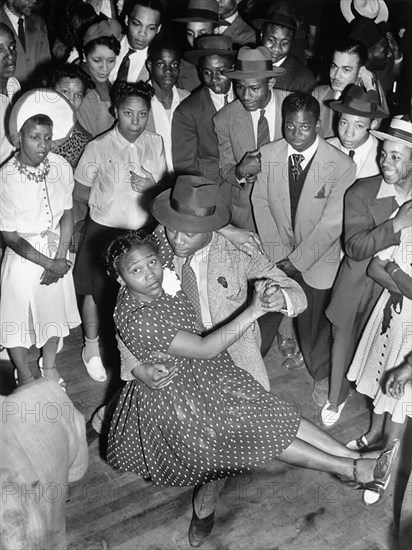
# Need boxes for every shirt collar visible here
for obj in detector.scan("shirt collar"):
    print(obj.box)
[376,178,411,206]
[208,83,234,102]
[341,134,373,156]
[287,136,319,161]
[224,12,238,24]
[273,56,287,67]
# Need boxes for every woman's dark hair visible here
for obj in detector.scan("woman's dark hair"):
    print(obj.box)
[105,230,159,280]
[21,115,53,130]
[282,91,320,121]
[58,0,99,55]
[83,34,121,57]
[43,63,95,92]
[111,81,155,112]
[333,37,368,68]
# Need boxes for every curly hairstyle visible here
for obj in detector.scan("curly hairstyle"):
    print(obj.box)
[105,230,159,280]
[43,63,95,92]
[111,80,155,112]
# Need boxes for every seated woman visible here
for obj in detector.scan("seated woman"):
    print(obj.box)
[0,89,81,386]
[73,80,167,382]
[104,230,399,541]
[76,18,122,137]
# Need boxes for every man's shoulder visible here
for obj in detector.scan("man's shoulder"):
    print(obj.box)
[350,174,382,195]
[261,137,287,157]
[312,84,331,100]
[318,137,353,166]
[176,86,206,112]
[214,98,243,122]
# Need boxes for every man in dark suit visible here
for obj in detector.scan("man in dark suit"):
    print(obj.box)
[213,45,288,231]
[172,35,236,188]
[252,92,357,406]
[322,116,412,428]
[217,0,256,47]
[0,0,51,88]
[253,7,317,93]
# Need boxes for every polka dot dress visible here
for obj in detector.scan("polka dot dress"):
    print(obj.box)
[107,287,301,487]
[347,225,412,423]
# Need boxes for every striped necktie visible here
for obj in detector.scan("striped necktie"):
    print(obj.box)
[257,109,270,148]
[181,257,204,332]
[290,154,304,182]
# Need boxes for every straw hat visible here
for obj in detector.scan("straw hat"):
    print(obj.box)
[340,0,388,24]
[370,116,412,148]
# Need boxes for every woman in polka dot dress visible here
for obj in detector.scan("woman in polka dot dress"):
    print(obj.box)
[105,231,398,494]
[347,216,412,448]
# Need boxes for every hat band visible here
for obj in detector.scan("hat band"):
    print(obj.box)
[171,197,216,217]
[185,8,219,21]
[386,127,412,144]
[234,59,273,72]
[346,97,380,112]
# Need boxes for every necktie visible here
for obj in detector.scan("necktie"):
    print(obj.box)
[290,153,304,182]
[349,149,355,159]
[223,93,229,106]
[116,48,134,81]
[257,109,270,148]
[181,257,204,332]
[18,18,25,51]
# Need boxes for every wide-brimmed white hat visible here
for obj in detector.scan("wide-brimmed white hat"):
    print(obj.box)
[8,88,75,147]
[340,0,388,24]
[370,116,412,148]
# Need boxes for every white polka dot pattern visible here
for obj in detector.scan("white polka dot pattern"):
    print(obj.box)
[107,287,301,487]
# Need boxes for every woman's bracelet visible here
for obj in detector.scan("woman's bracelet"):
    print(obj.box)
[390,266,401,277]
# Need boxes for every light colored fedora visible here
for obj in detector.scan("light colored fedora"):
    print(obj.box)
[340,0,388,24]
[371,116,412,148]
[225,46,285,79]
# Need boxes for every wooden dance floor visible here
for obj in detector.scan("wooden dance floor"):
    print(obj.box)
[1,326,411,550]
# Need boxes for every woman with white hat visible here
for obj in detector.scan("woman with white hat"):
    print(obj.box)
[0,89,81,386]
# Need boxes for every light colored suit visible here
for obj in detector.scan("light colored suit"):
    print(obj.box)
[327,135,380,179]
[213,89,289,230]
[252,137,357,289]
[171,232,307,390]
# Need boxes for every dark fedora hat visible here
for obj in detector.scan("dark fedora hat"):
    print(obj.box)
[349,16,386,49]
[225,46,285,79]
[253,9,298,32]
[172,0,229,25]
[151,175,230,233]
[330,84,388,118]
[371,115,412,148]
[185,35,236,65]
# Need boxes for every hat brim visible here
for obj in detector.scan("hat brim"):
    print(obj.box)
[185,48,237,65]
[151,189,230,233]
[330,100,388,118]
[340,0,389,24]
[370,130,412,148]
[225,67,285,79]
[252,17,305,37]
[8,88,75,148]
[172,16,229,25]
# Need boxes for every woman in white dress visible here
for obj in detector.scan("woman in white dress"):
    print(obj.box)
[0,89,81,386]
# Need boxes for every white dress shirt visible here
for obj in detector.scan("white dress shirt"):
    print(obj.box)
[208,84,235,112]
[109,35,148,83]
[287,136,319,169]
[250,90,280,143]
[327,134,380,178]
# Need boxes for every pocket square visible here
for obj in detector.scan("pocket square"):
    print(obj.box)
[314,185,326,198]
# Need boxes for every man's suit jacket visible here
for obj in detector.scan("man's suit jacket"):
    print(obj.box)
[274,53,317,93]
[213,89,290,231]
[312,85,337,139]
[326,175,400,327]
[172,86,221,185]
[252,137,356,289]
[222,13,256,47]
[0,7,51,88]
[176,58,201,93]
[171,231,307,390]
[327,135,380,179]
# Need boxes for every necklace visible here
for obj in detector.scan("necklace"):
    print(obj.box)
[13,156,50,183]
